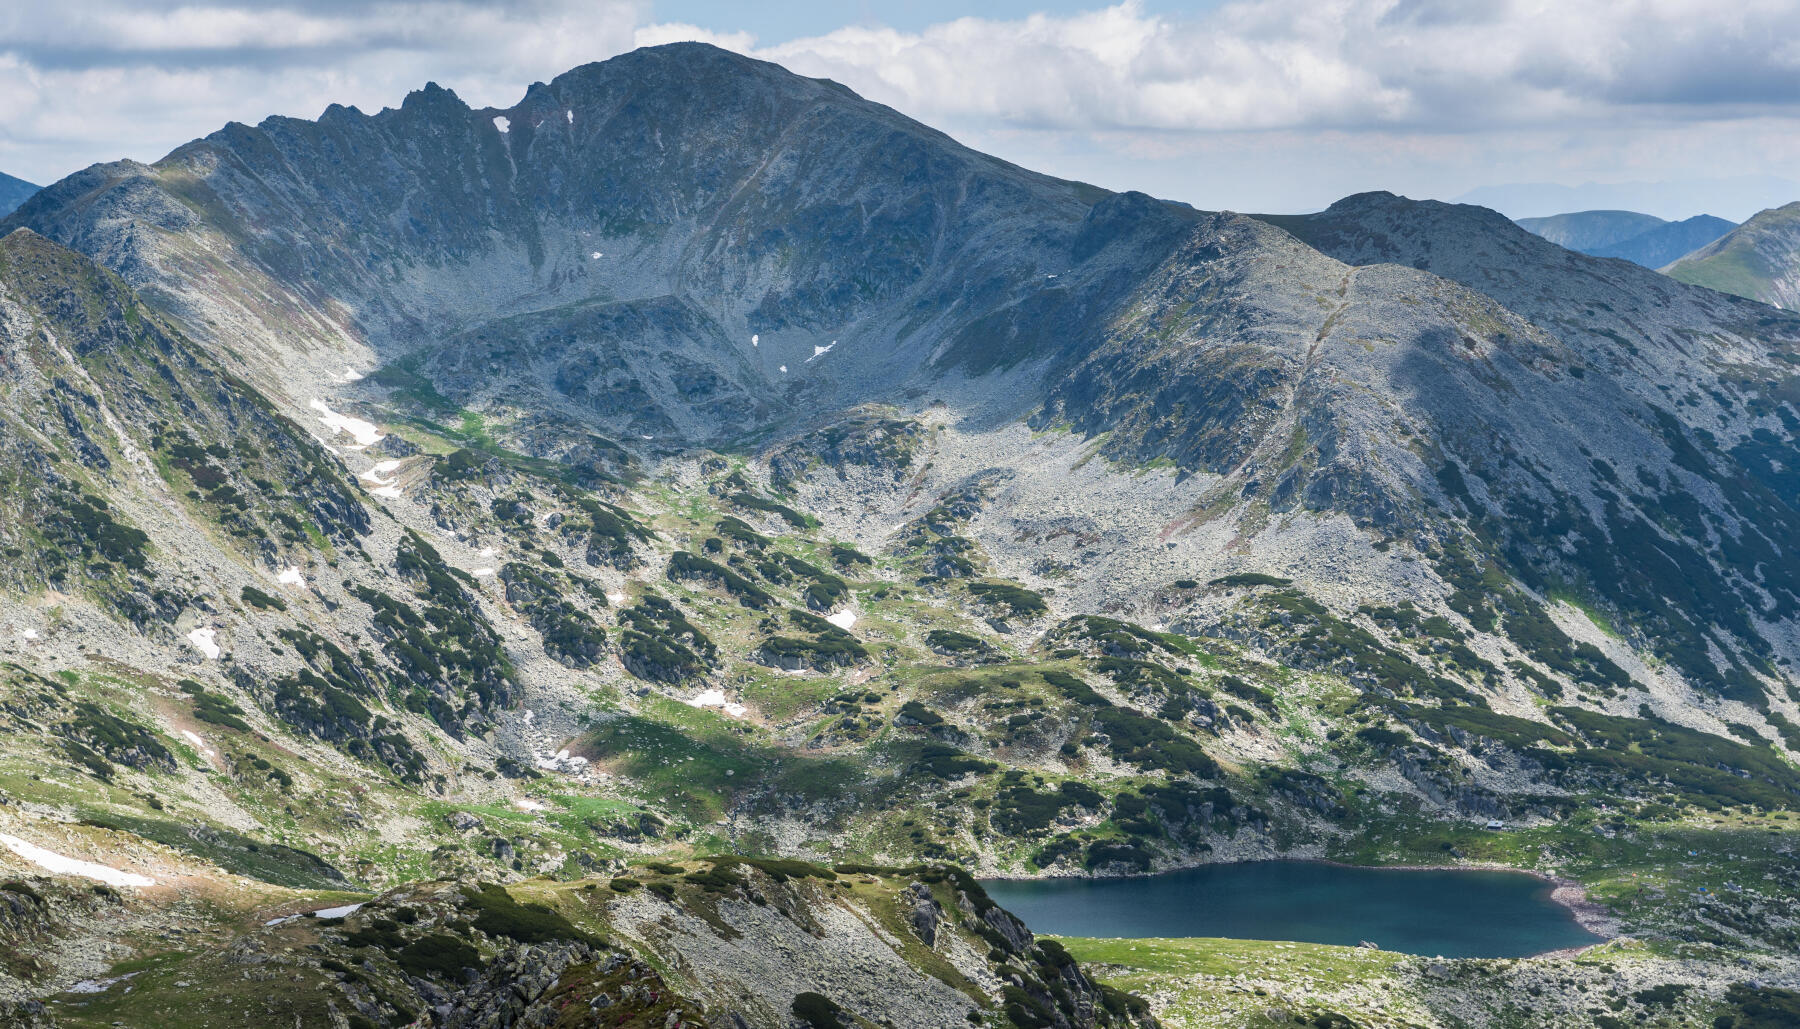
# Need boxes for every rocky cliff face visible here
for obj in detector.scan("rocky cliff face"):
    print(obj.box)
[0,862,1154,1029]
[5,43,1151,441]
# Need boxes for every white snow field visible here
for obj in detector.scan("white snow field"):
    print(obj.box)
[309,399,384,448]
[687,689,748,718]
[186,627,220,659]
[0,833,155,888]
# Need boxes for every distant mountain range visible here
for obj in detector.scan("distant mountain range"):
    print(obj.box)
[0,171,37,216]
[1514,210,1666,251]
[1457,175,1800,222]
[1515,209,1735,268]
[1666,201,1800,309]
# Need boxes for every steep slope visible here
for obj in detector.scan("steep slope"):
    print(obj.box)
[1666,201,1800,308]
[1248,193,1800,705]
[4,43,1176,442]
[2,859,1152,1029]
[1588,213,1734,267]
[7,48,1800,836]
[1515,209,1665,250]
[0,173,36,217]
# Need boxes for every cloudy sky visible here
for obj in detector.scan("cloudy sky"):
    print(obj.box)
[4,0,1800,219]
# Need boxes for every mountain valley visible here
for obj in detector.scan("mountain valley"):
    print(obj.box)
[0,42,1797,1029]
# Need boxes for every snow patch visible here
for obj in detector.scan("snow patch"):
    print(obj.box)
[825,610,857,630]
[471,568,495,577]
[809,340,837,361]
[179,730,215,757]
[687,689,748,719]
[778,365,787,374]
[186,627,220,660]
[589,251,603,260]
[67,972,139,994]
[277,567,306,587]
[309,399,384,448]
[493,115,510,133]
[359,459,403,487]
[565,109,574,124]
[21,628,38,641]
[341,366,364,382]
[750,334,759,347]
[370,485,402,499]
[605,593,627,607]
[511,798,548,813]
[0,833,155,888]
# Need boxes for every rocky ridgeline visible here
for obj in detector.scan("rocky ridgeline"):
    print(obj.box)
[0,40,1799,1029]
[0,864,1155,1029]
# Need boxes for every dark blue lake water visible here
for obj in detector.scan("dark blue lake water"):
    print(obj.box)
[982,862,1604,958]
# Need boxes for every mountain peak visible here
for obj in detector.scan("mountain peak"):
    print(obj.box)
[0,169,38,217]
[1666,200,1800,306]
[399,79,468,113]
[1320,190,1519,233]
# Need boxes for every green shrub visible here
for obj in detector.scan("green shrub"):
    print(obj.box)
[831,543,873,568]
[241,585,287,611]
[968,581,1048,618]
[896,700,944,727]
[397,934,480,977]
[908,742,994,780]
[925,629,992,655]
[791,991,844,1029]
[729,492,811,528]
[1210,572,1292,588]
[668,551,774,608]
[462,884,600,946]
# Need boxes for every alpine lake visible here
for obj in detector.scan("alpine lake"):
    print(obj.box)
[983,861,1605,959]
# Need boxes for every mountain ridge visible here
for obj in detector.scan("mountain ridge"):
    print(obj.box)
[2,43,1800,1028]
[1589,213,1735,267]
[1666,200,1800,309]
[1515,209,1667,251]
[1513,208,1736,268]
[0,171,36,217]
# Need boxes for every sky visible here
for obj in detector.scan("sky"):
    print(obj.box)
[4,1,1800,220]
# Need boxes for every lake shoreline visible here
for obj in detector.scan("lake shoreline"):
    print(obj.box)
[1312,859,1621,954]
[982,856,1618,959]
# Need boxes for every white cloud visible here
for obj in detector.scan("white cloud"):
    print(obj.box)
[4,1,1800,214]
[0,1,645,183]
[721,1,1800,135]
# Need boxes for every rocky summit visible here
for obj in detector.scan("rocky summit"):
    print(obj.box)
[0,41,1798,1029]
